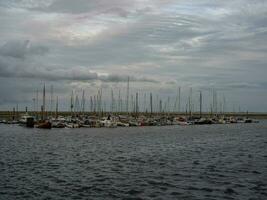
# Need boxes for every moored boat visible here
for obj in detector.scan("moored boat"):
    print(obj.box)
[19,113,35,128]
[36,121,52,129]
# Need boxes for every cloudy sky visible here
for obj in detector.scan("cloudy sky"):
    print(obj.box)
[0,0,267,112]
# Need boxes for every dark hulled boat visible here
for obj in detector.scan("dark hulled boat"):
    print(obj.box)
[36,121,52,129]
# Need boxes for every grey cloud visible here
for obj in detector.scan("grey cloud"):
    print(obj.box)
[0,40,49,59]
[178,73,267,91]
[0,0,52,9]
[0,40,30,59]
[30,0,135,16]
[102,7,130,18]
[0,39,158,83]
[0,54,158,83]
[0,60,147,83]
[99,74,159,83]
[165,81,176,85]
[0,0,267,111]
[0,0,158,18]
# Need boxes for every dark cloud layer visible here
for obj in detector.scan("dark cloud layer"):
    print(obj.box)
[0,40,157,83]
[0,40,49,58]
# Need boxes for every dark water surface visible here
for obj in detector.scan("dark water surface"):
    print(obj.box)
[0,122,267,200]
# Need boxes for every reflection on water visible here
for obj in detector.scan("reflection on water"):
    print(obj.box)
[0,122,267,199]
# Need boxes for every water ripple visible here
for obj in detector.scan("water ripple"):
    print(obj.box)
[0,122,267,199]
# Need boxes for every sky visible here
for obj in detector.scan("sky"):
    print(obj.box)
[0,0,267,112]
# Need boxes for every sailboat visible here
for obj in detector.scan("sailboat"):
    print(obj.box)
[35,84,52,129]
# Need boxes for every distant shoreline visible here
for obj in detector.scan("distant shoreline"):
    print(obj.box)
[1,111,267,120]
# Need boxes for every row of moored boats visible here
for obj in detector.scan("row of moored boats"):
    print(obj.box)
[0,112,259,129]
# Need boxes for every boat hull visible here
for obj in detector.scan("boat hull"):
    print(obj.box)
[36,121,52,129]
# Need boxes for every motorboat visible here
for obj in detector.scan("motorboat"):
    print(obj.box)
[100,115,117,128]
[19,113,35,128]
[117,121,129,127]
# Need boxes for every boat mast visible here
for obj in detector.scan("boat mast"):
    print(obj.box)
[131,94,134,114]
[74,95,79,116]
[93,95,96,113]
[178,87,181,113]
[12,107,15,121]
[97,90,100,113]
[42,83,46,120]
[36,89,39,120]
[135,92,139,117]
[111,89,114,113]
[150,93,153,115]
[167,96,170,115]
[82,90,85,115]
[126,76,130,113]
[223,94,226,116]
[144,93,147,113]
[32,97,35,115]
[199,91,202,118]
[100,88,102,114]
[159,99,162,114]
[90,96,93,113]
[188,87,193,117]
[118,89,121,113]
[156,95,159,114]
[173,87,180,113]
[50,85,53,118]
[212,89,217,116]
[16,103,18,121]
[56,96,58,119]
[97,89,101,116]
[70,90,74,117]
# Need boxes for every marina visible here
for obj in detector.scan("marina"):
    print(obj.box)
[0,111,261,129]
[0,81,261,129]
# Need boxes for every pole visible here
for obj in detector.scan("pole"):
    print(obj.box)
[150,93,153,115]
[199,91,202,118]
[126,76,129,113]
[42,83,46,120]
[56,96,58,119]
